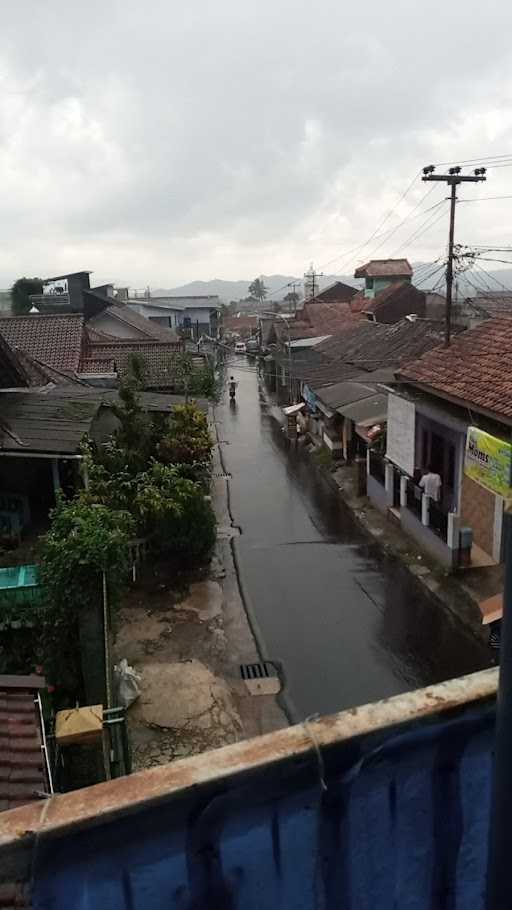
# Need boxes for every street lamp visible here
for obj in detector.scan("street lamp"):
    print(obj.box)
[261,311,293,402]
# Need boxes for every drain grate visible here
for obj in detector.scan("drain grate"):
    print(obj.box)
[240,661,276,681]
[212,471,232,479]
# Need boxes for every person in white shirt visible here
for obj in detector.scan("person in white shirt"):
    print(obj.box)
[419,464,442,502]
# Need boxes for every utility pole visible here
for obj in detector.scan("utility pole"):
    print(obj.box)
[288,282,300,315]
[422,165,486,346]
[304,264,324,302]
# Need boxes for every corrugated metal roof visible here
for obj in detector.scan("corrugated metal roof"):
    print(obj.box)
[0,393,99,453]
[337,392,388,425]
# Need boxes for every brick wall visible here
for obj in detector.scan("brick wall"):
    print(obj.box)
[460,474,495,555]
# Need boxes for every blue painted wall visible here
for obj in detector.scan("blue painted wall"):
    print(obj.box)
[33,701,495,910]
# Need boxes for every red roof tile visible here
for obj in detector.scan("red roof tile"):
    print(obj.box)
[0,314,84,373]
[84,339,183,386]
[0,676,47,815]
[398,315,512,420]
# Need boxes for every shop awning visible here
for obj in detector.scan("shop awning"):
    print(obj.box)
[282,402,306,416]
[336,392,388,426]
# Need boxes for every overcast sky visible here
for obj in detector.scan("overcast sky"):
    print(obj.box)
[1,0,512,289]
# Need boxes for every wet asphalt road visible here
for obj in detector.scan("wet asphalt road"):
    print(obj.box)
[218,359,492,722]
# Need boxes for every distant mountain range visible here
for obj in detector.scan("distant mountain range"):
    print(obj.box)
[153,265,512,303]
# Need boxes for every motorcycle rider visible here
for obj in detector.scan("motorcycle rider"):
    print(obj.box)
[228,376,237,398]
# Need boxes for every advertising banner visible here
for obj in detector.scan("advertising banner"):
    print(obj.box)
[386,393,415,475]
[465,426,512,496]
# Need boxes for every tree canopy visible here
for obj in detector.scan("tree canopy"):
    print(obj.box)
[10,277,43,315]
[248,278,268,303]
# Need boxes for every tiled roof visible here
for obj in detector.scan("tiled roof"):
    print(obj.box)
[279,301,359,341]
[84,339,183,387]
[0,675,47,813]
[364,281,425,317]
[0,314,84,372]
[87,304,178,342]
[222,314,259,332]
[398,315,512,419]
[354,258,412,279]
[285,319,446,387]
[467,293,512,319]
[313,281,357,303]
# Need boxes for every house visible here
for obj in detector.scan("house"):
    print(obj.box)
[221,314,259,340]
[127,294,220,339]
[26,273,186,388]
[351,281,426,323]
[29,271,93,313]
[296,320,445,459]
[354,258,413,299]
[372,316,512,568]
[0,377,208,533]
[309,280,357,304]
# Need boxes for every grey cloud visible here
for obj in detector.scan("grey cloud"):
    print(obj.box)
[1,0,512,286]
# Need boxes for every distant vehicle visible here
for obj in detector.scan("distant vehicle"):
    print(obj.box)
[234,341,247,354]
[245,338,259,354]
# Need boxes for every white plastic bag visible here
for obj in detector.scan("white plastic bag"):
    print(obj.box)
[114,658,142,708]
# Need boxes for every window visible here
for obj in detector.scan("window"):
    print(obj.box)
[366,278,374,289]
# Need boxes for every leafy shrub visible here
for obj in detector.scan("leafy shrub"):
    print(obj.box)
[135,462,216,558]
[39,497,135,616]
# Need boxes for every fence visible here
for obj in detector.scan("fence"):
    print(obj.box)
[369,450,386,486]
[406,480,423,520]
[428,500,449,542]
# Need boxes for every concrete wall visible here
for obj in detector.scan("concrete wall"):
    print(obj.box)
[400,505,456,568]
[93,312,143,339]
[460,473,497,557]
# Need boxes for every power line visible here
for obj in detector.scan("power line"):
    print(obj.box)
[458,195,512,203]
[320,170,421,275]
[473,261,512,294]
[415,261,447,288]
[389,203,448,257]
[362,186,443,261]
[434,153,512,167]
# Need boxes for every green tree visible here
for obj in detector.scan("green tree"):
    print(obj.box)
[110,354,153,472]
[248,278,268,304]
[284,291,300,307]
[156,403,213,475]
[39,497,135,615]
[135,462,215,558]
[10,277,43,315]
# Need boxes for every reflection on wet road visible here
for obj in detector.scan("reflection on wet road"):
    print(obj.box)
[218,360,492,721]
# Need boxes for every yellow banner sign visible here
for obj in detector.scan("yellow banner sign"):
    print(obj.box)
[465,427,512,496]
